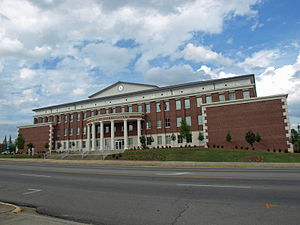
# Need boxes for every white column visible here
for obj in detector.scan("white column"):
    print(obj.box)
[124,119,128,150]
[91,122,96,151]
[100,121,104,151]
[137,119,141,147]
[87,124,90,151]
[111,120,115,150]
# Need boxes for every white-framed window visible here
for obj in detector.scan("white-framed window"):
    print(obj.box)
[164,101,170,111]
[65,115,68,122]
[146,120,151,129]
[185,116,191,126]
[121,107,125,113]
[91,111,94,117]
[156,102,161,112]
[76,141,79,148]
[243,90,250,99]
[178,135,183,144]
[97,126,100,134]
[128,106,132,112]
[58,116,61,123]
[165,118,170,128]
[197,97,202,107]
[121,126,124,132]
[105,126,109,133]
[69,142,72,148]
[177,117,182,127]
[112,108,116,113]
[138,105,142,112]
[146,137,152,145]
[165,135,171,145]
[129,124,133,131]
[83,112,87,120]
[176,100,181,110]
[106,109,109,114]
[97,110,100,115]
[77,127,80,135]
[128,138,133,146]
[57,130,60,137]
[83,126,86,134]
[63,142,66,149]
[229,92,236,100]
[64,128,67,136]
[198,115,203,125]
[70,114,73,122]
[157,120,162,128]
[206,96,212,104]
[146,104,150,113]
[77,113,80,121]
[157,136,162,145]
[184,99,190,108]
[219,94,225,102]
[69,128,73,136]
[82,141,86,148]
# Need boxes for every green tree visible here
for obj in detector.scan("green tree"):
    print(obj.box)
[255,132,261,143]
[291,129,299,144]
[226,131,232,143]
[44,142,49,150]
[245,130,256,147]
[57,142,62,149]
[171,133,176,142]
[198,132,204,142]
[15,134,25,150]
[179,119,191,144]
[139,135,146,149]
[8,143,16,153]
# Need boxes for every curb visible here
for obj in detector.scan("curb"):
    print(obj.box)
[0,201,22,213]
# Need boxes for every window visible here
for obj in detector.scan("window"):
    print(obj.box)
[69,128,73,136]
[63,142,66,149]
[176,100,181,110]
[69,141,72,148]
[53,116,56,122]
[112,108,116,113]
[58,116,61,123]
[198,115,203,125]
[157,136,162,145]
[184,99,190,108]
[229,92,236,100]
[97,126,100,134]
[77,127,80,135]
[41,118,44,123]
[82,141,86,148]
[147,137,152,145]
[156,102,161,112]
[83,127,86,135]
[128,106,132,112]
[97,110,100,115]
[105,126,109,133]
[91,111,94,117]
[187,134,192,143]
[178,135,183,144]
[177,117,182,127]
[164,101,169,111]
[121,107,125,113]
[106,109,109,114]
[206,96,212,104]
[45,117,48,122]
[121,126,124,132]
[165,118,170,128]
[138,105,142,112]
[219,94,225,102]
[77,113,80,121]
[128,138,133,146]
[57,130,60,137]
[64,128,67,136]
[166,135,171,145]
[185,116,191,126]
[243,90,250,99]
[156,120,162,128]
[70,114,73,122]
[197,97,202,107]
[146,120,151,129]
[96,140,99,147]
[129,124,133,131]
[146,104,150,113]
[65,115,68,122]
[76,141,79,148]
[83,112,87,120]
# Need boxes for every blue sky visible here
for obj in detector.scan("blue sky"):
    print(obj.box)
[0,0,300,141]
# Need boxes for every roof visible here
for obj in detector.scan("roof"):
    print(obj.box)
[33,74,255,112]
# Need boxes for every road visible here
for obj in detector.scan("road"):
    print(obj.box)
[0,161,300,225]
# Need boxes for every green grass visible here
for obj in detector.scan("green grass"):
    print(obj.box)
[0,154,44,159]
[106,148,300,163]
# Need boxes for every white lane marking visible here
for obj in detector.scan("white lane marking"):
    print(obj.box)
[20,173,51,178]
[177,183,251,189]
[156,172,191,176]
[23,189,42,195]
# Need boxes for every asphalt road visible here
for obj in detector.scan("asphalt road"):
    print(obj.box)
[0,161,300,225]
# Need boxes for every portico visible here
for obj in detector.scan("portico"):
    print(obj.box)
[86,112,143,151]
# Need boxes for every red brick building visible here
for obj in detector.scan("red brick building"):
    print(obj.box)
[18,74,293,153]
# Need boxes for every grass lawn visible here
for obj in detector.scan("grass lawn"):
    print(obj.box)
[0,154,44,159]
[106,148,300,163]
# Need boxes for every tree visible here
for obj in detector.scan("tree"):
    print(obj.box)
[57,142,62,149]
[139,135,146,149]
[255,132,261,143]
[8,143,16,153]
[291,129,299,144]
[226,131,232,143]
[179,119,191,144]
[15,134,25,150]
[198,132,204,142]
[44,142,49,150]
[171,133,176,142]
[245,130,256,147]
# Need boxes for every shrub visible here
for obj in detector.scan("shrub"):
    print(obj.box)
[221,145,224,148]
[267,148,270,152]
[252,147,255,151]
[217,145,219,148]
[207,144,210,148]
[240,146,243,149]
[273,148,276,152]
[213,144,216,148]
[279,149,282,153]
[235,145,238,149]
[112,154,116,158]
[245,147,249,150]
[285,149,288,153]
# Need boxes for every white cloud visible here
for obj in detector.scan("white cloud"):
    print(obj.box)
[19,68,36,79]
[238,49,280,72]
[183,43,233,65]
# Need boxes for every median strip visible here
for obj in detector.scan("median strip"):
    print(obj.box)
[176,183,252,189]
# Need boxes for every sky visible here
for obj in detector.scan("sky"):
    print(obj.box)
[0,0,300,141]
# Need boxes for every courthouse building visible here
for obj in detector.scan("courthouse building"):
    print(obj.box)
[18,74,293,153]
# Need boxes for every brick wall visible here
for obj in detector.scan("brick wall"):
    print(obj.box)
[205,99,288,152]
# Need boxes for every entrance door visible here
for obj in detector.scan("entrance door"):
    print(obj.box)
[115,139,124,150]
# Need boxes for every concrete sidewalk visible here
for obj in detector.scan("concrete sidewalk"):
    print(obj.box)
[1,158,300,168]
[0,202,88,225]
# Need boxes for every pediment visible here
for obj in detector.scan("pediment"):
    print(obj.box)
[89,81,158,99]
